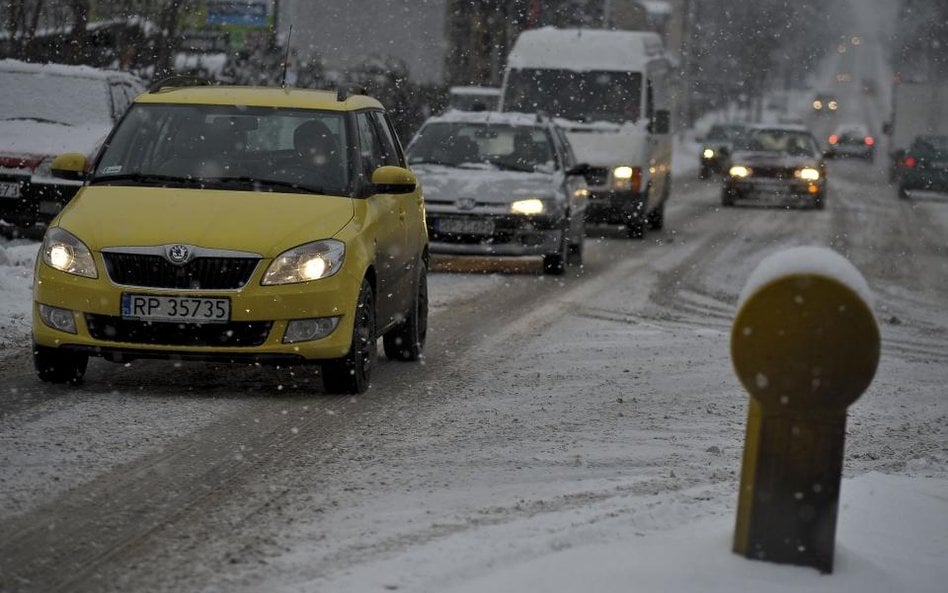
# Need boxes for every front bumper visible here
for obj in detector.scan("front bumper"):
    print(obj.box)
[584,189,646,224]
[724,178,824,202]
[32,254,363,364]
[426,212,564,256]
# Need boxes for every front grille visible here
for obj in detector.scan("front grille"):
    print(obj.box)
[750,167,795,179]
[85,314,272,347]
[103,253,259,289]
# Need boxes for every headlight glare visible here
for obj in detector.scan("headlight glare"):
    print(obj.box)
[729,165,751,178]
[613,166,634,179]
[702,148,715,159]
[510,198,545,215]
[42,227,97,278]
[262,240,345,285]
[797,167,820,181]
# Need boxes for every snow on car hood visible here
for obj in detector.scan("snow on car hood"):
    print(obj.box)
[559,121,649,167]
[53,186,355,256]
[414,164,560,204]
[0,120,109,159]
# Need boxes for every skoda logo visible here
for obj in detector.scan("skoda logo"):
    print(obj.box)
[457,197,476,211]
[166,244,192,265]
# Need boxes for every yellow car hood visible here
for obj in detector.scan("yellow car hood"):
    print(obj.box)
[55,186,355,255]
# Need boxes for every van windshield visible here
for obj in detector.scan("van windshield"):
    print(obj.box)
[503,68,642,124]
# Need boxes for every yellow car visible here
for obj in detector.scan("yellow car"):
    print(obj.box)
[32,80,428,394]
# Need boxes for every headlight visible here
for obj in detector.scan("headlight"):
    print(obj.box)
[42,227,98,278]
[262,240,345,285]
[796,167,820,181]
[614,166,634,179]
[702,148,716,159]
[812,100,823,110]
[510,198,545,215]
[611,166,641,191]
[828,100,839,111]
[729,165,751,178]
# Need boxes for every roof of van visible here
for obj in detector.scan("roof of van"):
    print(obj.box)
[506,27,665,72]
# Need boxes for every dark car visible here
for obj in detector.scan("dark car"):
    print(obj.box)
[896,135,948,199]
[406,110,589,275]
[699,122,748,179]
[722,124,827,209]
[826,123,876,160]
[0,59,143,234]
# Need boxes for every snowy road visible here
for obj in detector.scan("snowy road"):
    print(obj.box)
[1,132,946,591]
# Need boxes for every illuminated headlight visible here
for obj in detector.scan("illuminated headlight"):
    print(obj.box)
[39,304,78,334]
[510,198,545,215]
[42,227,98,278]
[812,100,823,110]
[283,316,340,343]
[702,148,716,159]
[729,165,751,178]
[796,167,821,181]
[614,166,634,179]
[262,239,345,285]
[828,100,839,111]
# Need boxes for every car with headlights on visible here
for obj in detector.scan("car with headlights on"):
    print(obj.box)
[896,134,948,200]
[32,80,428,394]
[406,110,588,274]
[722,124,827,209]
[811,92,839,115]
[698,122,748,179]
[0,59,144,234]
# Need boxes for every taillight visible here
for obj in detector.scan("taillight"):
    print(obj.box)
[828,134,839,144]
[903,156,917,168]
[864,136,875,146]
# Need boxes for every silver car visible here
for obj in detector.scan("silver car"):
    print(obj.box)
[406,111,589,274]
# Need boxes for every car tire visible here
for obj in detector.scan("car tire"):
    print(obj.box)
[383,261,428,362]
[699,166,710,180]
[543,229,568,275]
[34,344,88,384]
[322,279,376,394]
[897,185,910,200]
[813,194,826,210]
[647,185,668,231]
[721,189,735,207]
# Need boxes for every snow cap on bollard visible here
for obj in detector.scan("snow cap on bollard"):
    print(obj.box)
[732,246,879,411]
[731,246,880,574]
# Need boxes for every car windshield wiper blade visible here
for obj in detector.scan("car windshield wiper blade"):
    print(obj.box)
[206,176,330,194]
[2,116,71,125]
[489,160,535,172]
[89,172,197,186]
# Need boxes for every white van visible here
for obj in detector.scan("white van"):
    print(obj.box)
[500,27,672,238]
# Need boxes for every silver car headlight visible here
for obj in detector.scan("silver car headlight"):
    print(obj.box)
[510,198,545,215]
[262,239,345,285]
[702,148,716,159]
[796,167,821,181]
[729,165,752,178]
[42,227,98,278]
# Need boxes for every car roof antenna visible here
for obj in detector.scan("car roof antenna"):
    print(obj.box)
[280,25,293,90]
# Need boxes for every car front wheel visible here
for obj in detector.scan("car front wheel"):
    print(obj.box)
[543,227,569,275]
[322,279,376,394]
[383,261,428,361]
[34,344,88,384]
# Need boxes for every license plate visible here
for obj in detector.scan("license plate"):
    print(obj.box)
[121,294,230,324]
[0,181,20,199]
[436,217,495,235]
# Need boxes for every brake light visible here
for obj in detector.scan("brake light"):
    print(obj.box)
[864,136,875,146]
[903,156,917,168]
[0,155,43,171]
[828,134,839,145]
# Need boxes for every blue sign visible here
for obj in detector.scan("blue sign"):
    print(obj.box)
[206,1,270,27]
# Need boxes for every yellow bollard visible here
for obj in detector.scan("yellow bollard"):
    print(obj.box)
[731,246,880,574]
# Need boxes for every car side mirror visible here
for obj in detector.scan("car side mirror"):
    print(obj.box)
[51,152,88,181]
[649,110,671,134]
[372,165,417,194]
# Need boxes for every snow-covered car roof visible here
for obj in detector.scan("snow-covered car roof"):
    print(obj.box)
[745,123,813,134]
[421,110,550,128]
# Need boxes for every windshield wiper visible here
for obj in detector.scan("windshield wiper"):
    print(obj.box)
[89,172,197,186]
[2,116,71,126]
[489,159,535,172]
[206,176,331,195]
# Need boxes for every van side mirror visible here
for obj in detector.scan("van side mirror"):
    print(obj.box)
[650,110,671,134]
